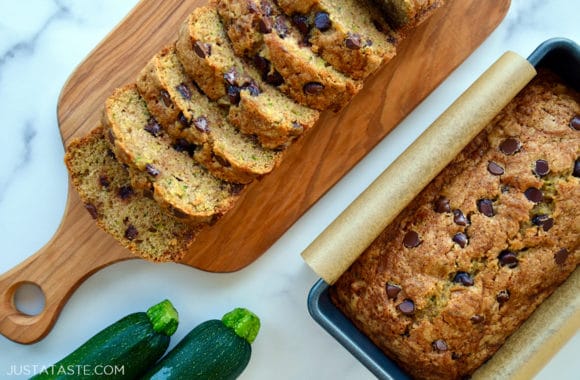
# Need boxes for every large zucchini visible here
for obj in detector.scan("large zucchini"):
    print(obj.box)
[30,300,178,380]
[142,307,260,380]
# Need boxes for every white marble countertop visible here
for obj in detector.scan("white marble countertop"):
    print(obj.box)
[0,0,578,378]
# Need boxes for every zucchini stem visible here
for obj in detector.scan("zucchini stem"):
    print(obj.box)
[147,299,179,336]
[222,307,261,344]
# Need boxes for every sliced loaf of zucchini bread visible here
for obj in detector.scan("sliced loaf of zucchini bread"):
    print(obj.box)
[373,0,445,32]
[274,0,399,80]
[176,5,320,149]
[215,0,362,111]
[103,84,242,225]
[64,126,198,262]
[137,45,281,184]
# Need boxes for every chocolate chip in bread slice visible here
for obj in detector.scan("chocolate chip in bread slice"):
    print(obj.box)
[137,45,282,184]
[176,5,320,149]
[215,0,362,111]
[274,0,399,80]
[103,84,242,225]
[64,126,198,262]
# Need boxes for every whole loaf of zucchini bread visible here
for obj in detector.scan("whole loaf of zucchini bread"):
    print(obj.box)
[330,69,580,379]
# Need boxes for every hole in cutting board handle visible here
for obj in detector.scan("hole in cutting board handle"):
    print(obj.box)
[12,282,46,316]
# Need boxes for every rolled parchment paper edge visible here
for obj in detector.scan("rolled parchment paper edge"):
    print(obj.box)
[472,267,580,380]
[301,51,537,285]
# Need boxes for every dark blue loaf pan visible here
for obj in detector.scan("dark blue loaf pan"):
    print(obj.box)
[307,38,580,380]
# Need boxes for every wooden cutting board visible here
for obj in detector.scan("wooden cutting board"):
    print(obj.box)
[0,0,510,344]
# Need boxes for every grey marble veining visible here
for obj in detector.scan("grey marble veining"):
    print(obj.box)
[0,1,578,379]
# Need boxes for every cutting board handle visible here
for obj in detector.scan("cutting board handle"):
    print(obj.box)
[0,187,134,344]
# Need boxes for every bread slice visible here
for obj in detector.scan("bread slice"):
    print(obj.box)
[373,0,445,32]
[215,0,362,111]
[176,5,320,149]
[273,0,399,80]
[136,45,281,184]
[64,126,197,262]
[103,84,242,225]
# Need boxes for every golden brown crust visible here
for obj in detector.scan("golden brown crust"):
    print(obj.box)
[330,70,580,379]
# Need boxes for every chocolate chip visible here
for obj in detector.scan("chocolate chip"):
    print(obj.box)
[397,299,415,315]
[452,232,468,248]
[292,14,310,35]
[124,225,138,241]
[403,230,421,248]
[314,12,331,31]
[303,82,325,95]
[470,315,485,324]
[227,85,241,105]
[160,90,172,107]
[172,138,196,155]
[176,83,192,100]
[193,41,211,58]
[554,248,569,265]
[193,116,210,133]
[243,81,261,96]
[386,284,402,300]
[432,339,448,352]
[477,199,494,217]
[258,18,273,34]
[229,183,245,195]
[85,204,98,219]
[499,138,521,155]
[178,112,191,129]
[118,185,134,200]
[259,0,273,16]
[253,55,271,80]
[453,209,469,226]
[570,115,580,131]
[496,290,510,304]
[487,161,504,176]
[524,187,543,203]
[106,149,116,159]
[266,70,284,86]
[224,68,238,86]
[273,15,290,38]
[144,118,162,137]
[434,196,451,213]
[345,33,363,50]
[574,158,580,177]
[146,164,160,177]
[498,250,518,268]
[533,160,550,177]
[451,353,461,360]
[532,214,554,231]
[99,175,111,189]
[453,272,474,286]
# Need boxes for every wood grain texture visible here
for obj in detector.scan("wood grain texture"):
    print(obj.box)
[0,0,510,343]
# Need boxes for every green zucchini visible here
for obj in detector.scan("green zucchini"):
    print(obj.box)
[141,307,260,380]
[30,300,179,380]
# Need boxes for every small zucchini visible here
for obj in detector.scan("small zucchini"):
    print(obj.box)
[142,307,260,380]
[30,300,179,380]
